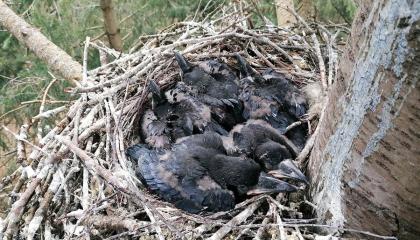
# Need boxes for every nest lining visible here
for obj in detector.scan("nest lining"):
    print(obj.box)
[0,4,345,240]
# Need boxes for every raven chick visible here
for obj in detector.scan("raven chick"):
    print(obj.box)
[126,143,235,213]
[141,80,227,148]
[235,54,309,150]
[174,52,244,129]
[228,119,308,184]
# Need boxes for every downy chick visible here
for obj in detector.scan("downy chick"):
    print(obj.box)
[227,119,308,184]
[235,54,308,150]
[141,80,227,149]
[127,133,261,213]
[174,133,261,198]
[174,52,243,129]
[261,68,308,119]
[126,144,235,213]
[164,81,228,137]
[176,133,300,197]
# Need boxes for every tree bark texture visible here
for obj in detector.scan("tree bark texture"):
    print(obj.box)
[0,0,82,84]
[297,0,316,21]
[275,0,297,27]
[308,0,419,239]
[100,0,123,51]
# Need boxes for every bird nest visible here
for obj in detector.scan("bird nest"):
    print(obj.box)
[0,3,342,240]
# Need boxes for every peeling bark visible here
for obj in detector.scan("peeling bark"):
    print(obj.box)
[0,0,82,84]
[308,0,420,239]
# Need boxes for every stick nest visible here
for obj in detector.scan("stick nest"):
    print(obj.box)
[1,3,342,239]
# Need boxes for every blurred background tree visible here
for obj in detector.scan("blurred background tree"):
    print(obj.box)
[0,0,355,171]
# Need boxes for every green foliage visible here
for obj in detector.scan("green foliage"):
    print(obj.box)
[315,0,356,24]
[219,0,356,28]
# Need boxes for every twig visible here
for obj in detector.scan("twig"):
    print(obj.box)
[254,202,275,240]
[294,226,305,240]
[35,74,59,140]
[285,6,313,32]
[52,166,80,203]
[81,214,152,232]
[218,223,398,240]
[296,96,329,165]
[16,125,28,165]
[284,121,303,134]
[0,167,21,191]
[1,125,45,154]
[250,41,276,69]
[274,206,286,240]
[82,37,90,81]
[20,100,71,105]
[327,31,339,89]
[207,200,262,240]
[82,138,92,210]
[311,33,327,93]
[32,106,67,120]
[26,166,65,240]
[0,105,28,121]
[239,26,294,64]
[143,205,165,240]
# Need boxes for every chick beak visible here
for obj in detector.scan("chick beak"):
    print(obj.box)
[268,159,309,185]
[148,79,161,96]
[173,51,191,73]
[148,80,162,109]
[246,173,298,195]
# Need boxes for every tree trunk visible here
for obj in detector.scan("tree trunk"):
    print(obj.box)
[275,0,296,27]
[100,0,123,51]
[0,0,82,84]
[297,0,316,21]
[308,0,419,239]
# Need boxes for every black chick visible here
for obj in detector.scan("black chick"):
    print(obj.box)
[126,144,235,213]
[235,54,309,150]
[164,81,228,137]
[140,109,171,149]
[127,133,298,213]
[175,133,300,198]
[261,69,308,118]
[236,54,308,119]
[141,80,227,148]
[140,80,172,148]
[127,133,261,213]
[174,52,243,129]
[197,59,238,84]
[228,119,308,184]
[175,133,261,197]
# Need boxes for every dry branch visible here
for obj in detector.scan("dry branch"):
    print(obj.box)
[208,200,262,240]
[16,125,28,165]
[0,0,82,84]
